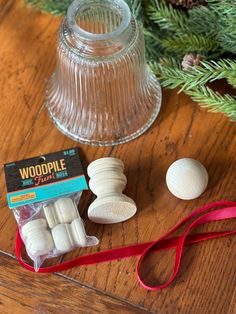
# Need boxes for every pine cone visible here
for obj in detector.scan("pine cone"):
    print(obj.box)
[166,0,205,9]
[182,54,203,70]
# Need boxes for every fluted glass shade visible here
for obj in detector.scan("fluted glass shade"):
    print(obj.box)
[46,0,162,146]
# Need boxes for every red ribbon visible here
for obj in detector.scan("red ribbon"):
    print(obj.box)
[15,200,236,291]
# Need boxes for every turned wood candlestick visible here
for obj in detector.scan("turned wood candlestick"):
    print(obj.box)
[87,158,137,224]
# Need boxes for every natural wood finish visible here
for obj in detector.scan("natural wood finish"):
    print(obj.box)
[0,1,235,313]
[0,253,148,314]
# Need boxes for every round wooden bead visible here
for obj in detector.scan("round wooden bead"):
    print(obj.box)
[166,158,208,200]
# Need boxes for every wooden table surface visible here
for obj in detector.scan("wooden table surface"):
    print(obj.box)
[0,1,235,313]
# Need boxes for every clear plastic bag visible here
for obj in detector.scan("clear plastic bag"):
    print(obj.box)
[13,192,99,271]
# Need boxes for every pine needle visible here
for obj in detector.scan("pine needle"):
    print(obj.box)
[188,86,236,120]
[162,35,220,56]
[147,0,188,33]
[151,59,236,120]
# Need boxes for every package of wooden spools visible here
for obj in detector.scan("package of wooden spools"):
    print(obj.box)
[4,148,99,271]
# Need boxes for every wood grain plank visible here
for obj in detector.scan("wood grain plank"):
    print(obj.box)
[0,253,149,314]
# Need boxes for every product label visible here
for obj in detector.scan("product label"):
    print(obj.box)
[4,148,88,208]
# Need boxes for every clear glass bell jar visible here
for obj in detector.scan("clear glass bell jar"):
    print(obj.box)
[46,0,162,146]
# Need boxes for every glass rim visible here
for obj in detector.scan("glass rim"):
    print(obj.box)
[67,0,131,41]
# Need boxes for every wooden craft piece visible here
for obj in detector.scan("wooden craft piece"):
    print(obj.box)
[166,158,208,200]
[21,219,54,257]
[87,158,137,224]
[52,218,88,252]
[43,198,78,228]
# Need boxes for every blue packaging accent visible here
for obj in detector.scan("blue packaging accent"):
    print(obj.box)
[7,175,88,208]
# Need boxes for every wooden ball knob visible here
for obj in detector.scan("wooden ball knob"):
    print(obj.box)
[166,158,208,200]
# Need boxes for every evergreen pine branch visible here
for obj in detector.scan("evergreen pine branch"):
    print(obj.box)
[187,6,218,37]
[202,59,236,81]
[126,0,142,20]
[218,30,236,54]
[151,58,236,90]
[207,0,236,14]
[158,57,181,68]
[182,59,236,89]
[186,86,236,120]
[151,60,236,120]
[145,0,223,58]
[207,0,236,52]
[226,76,236,89]
[147,0,188,33]
[143,28,164,60]
[150,60,193,89]
[162,35,221,56]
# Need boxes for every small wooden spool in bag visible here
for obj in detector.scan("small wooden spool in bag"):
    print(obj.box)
[43,198,78,229]
[21,219,54,257]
